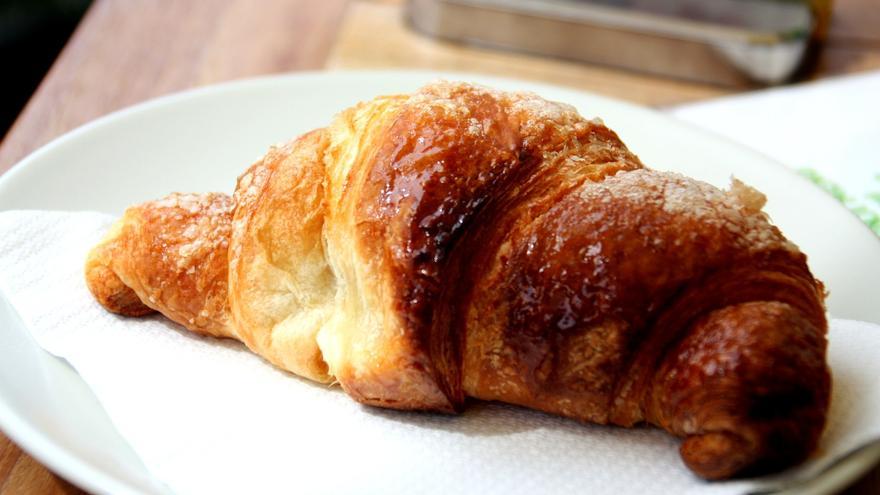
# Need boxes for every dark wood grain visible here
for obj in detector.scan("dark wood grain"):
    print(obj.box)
[0,454,81,495]
[846,464,880,495]
[0,435,20,491]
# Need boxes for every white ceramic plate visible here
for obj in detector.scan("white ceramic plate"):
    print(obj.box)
[0,71,878,494]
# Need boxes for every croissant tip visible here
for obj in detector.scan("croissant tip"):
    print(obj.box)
[84,253,154,317]
[680,431,757,480]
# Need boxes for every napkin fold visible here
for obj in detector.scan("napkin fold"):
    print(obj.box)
[1,210,879,495]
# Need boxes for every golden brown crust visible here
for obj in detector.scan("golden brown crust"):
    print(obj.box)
[320,84,645,411]
[86,192,235,338]
[228,130,335,382]
[83,81,829,479]
[650,302,829,479]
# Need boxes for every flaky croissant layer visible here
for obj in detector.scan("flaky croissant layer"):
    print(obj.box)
[85,82,829,480]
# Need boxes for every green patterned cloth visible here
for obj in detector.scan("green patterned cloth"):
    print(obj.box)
[800,169,880,235]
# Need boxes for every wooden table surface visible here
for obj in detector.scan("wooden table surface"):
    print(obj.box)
[1,0,879,493]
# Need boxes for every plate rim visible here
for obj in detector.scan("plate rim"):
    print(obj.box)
[0,294,156,495]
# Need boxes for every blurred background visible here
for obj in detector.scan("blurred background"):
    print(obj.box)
[1,0,90,135]
[1,0,876,138]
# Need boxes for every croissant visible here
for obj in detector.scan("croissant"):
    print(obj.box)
[85,82,829,480]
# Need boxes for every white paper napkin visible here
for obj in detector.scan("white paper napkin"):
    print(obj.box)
[669,71,880,235]
[1,210,879,495]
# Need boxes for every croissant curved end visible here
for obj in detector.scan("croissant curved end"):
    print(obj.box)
[85,216,153,316]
